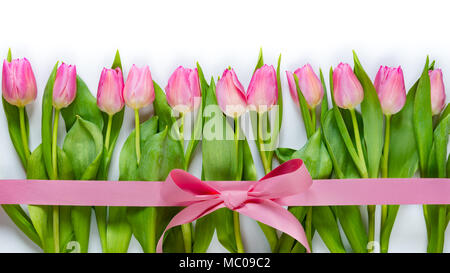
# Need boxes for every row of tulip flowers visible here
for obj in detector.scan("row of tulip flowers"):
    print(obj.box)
[1,49,448,253]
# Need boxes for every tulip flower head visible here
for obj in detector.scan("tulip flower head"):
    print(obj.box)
[165,66,201,113]
[247,64,278,113]
[428,69,446,115]
[123,65,155,110]
[332,63,364,109]
[286,64,324,109]
[374,66,406,115]
[97,67,125,115]
[216,68,247,118]
[52,63,77,109]
[2,58,37,107]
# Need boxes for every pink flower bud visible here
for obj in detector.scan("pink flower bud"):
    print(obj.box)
[247,64,278,113]
[215,68,247,118]
[332,63,364,109]
[123,65,155,110]
[52,63,77,109]
[165,66,201,113]
[428,69,446,115]
[96,67,125,115]
[286,64,323,109]
[2,58,37,107]
[374,66,406,115]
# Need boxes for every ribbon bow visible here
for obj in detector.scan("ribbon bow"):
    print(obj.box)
[157,158,313,253]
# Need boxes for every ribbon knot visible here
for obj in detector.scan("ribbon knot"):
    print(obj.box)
[157,158,313,253]
[221,190,248,210]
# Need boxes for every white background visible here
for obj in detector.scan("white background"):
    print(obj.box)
[0,0,449,252]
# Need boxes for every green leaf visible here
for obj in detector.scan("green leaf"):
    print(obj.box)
[312,206,346,253]
[193,215,215,253]
[322,109,368,252]
[106,116,158,253]
[413,57,433,176]
[130,126,185,253]
[202,80,239,181]
[432,114,449,178]
[157,207,185,253]
[41,62,59,179]
[322,110,359,179]
[70,207,91,253]
[26,144,75,252]
[118,117,159,181]
[353,51,383,178]
[253,47,264,72]
[319,68,329,125]
[388,83,419,178]
[63,117,103,180]
[2,98,29,168]
[293,74,313,138]
[213,209,238,253]
[61,76,104,132]
[138,128,184,181]
[202,78,241,252]
[267,54,283,162]
[106,207,131,253]
[274,148,296,164]
[153,81,177,133]
[335,206,368,253]
[127,207,158,253]
[288,129,332,179]
[3,204,42,249]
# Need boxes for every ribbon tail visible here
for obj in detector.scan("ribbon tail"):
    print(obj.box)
[236,199,310,253]
[156,199,224,253]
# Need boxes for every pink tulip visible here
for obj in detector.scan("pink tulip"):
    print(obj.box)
[123,65,155,110]
[286,64,324,109]
[247,65,278,113]
[52,63,77,109]
[332,63,364,109]
[97,67,125,115]
[2,58,37,107]
[216,68,247,118]
[428,69,446,115]
[165,66,201,113]
[374,66,406,115]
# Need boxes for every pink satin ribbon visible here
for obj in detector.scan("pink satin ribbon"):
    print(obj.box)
[0,159,449,252]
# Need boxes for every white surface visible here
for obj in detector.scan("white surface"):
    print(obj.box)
[0,0,449,253]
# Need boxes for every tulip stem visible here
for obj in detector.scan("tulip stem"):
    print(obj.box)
[257,113,271,174]
[381,115,391,179]
[51,108,60,253]
[104,114,113,150]
[233,117,245,253]
[350,109,374,252]
[134,109,141,165]
[310,108,316,134]
[380,115,391,232]
[305,207,313,249]
[178,112,192,253]
[18,107,30,162]
[179,112,185,150]
[349,109,365,171]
